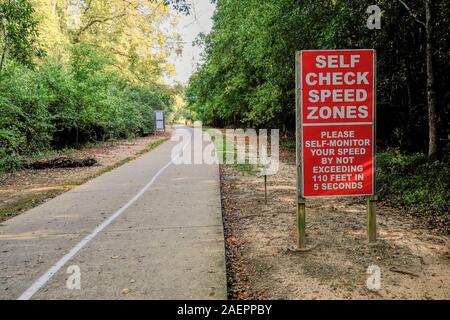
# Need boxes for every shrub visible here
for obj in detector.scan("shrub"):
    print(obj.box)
[0,44,174,172]
[0,63,53,154]
[377,152,450,215]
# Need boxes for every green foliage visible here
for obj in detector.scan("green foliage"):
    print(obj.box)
[0,1,180,173]
[280,137,296,150]
[0,62,53,170]
[0,0,44,71]
[188,0,450,154]
[377,152,450,215]
[0,43,173,172]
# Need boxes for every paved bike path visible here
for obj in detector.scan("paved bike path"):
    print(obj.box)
[0,126,226,299]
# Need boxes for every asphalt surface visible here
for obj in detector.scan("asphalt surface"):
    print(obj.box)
[0,126,227,300]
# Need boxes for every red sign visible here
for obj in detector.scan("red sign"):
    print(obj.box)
[299,49,376,197]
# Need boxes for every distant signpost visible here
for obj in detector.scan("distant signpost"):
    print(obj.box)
[295,49,377,249]
[155,110,166,135]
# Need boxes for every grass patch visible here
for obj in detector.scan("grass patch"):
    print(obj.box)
[280,137,296,150]
[204,128,259,175]
[0,189,66,222]
[232,163,259,175]
[136,139,168,157]
[203,128,234,163]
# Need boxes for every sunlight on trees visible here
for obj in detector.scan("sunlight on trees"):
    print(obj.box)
[0,0,184,171]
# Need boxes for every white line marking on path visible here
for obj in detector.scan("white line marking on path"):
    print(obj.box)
[18,140,190,300]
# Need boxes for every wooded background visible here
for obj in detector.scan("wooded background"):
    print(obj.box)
[186,0,449,160]
[0,0,448,216]
[0,0,186,171]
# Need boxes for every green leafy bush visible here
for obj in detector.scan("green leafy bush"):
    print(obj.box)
[377,152,450,215]
[0,44,174,172]
[0,63,53,170]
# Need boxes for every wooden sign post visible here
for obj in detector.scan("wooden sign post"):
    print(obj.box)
[295,52,306,249]
[295,49,377,249]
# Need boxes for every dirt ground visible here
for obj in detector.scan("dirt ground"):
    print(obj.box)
[0,130,171,222]
[221,147,450,300]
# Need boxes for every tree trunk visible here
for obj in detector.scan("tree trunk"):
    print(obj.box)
[0,18,9,73]
[52,0,57,15]
[75,126,79,148]
[425,0,439,160]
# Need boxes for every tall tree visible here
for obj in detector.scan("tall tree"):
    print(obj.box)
[398,0,440,159]
[425,0,439,160]
[31,0,187,82]
[32,0,70,60]
[0,0,43,72]
[65,0,179,83]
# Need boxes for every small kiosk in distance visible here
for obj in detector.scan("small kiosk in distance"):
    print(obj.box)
[154,110,166,135]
